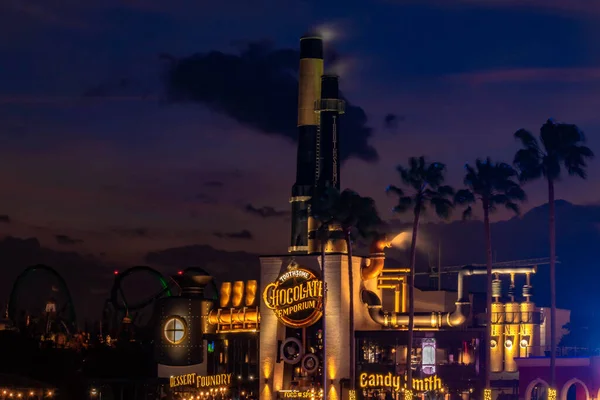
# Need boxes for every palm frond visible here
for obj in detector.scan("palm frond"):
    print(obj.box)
[514,129,540,151]
[504,201,520,216]
[514,148,543,183]
[392,196,413,214]
[461,205,473,220]
[430,197,453,220]
[385,185,404,197]
[437,185,455,197]
[454,189,475,205]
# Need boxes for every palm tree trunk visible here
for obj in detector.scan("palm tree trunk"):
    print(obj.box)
[549,179,557,388]
[321,231,328,399]
[483,200,493,391]
[345,229,355,389]
[406,206,421,394]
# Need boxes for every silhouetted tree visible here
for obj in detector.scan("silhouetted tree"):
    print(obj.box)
[514,119,594,388]
[454,158,525,390]
[386,156,454,392]
[309,185,383,390]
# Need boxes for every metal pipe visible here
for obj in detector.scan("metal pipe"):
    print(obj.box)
[208,307,260,325]
[381,268,411,274]
[362,265,537,329]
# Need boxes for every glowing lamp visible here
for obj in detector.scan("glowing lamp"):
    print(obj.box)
[504,339,513,349]
[520,339,529,348]
[178,271,183,275]
[113,270,119,275]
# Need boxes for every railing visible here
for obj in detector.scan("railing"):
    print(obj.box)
[524,346,600,357]
[490,311,545,325]
[474,311,545,326]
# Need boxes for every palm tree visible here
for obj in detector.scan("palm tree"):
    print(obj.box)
[336,189,382,388]
[513,119,594,389]
[310,185,383,390]
[386,156,454,394]
[454,158,526,391]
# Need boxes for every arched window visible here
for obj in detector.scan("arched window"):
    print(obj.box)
[163,317,187,344]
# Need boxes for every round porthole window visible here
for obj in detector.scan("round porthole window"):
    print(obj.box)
[163,316,187,345]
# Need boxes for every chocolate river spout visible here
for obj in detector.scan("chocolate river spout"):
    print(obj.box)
[361,236,392,281]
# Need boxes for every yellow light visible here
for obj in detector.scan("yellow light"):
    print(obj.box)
[484,389,492,400]
[404,389,413,400]
[548,388,557,400]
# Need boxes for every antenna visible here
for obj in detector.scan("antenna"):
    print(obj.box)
[437,240,442,291]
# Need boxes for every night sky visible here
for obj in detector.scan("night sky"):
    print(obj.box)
[1,0,599,268]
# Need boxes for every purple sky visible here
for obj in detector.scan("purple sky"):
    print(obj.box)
[1,0,599,265]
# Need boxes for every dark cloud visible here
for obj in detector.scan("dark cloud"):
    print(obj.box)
[161,42,378,163]
[82,78,131,97]
[55,234,83,245]
[204,180,224,188]
[195,193,217,204]
[384,113,404,129]
[145,244,260,284]
[244,204,289,218]
[0,215,10,223]
[213,229,253,240]
[112,228,149,238]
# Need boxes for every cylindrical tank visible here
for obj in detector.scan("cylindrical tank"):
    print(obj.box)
[245,280,258,307]
[504,302,521,372]
[220,282,232,308]
[232,281,245,308]
[519,301,536,357]
[155,296,205,366]
[490,302,504,373]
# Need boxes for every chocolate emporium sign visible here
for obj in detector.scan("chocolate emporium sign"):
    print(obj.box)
[262,263,323,328]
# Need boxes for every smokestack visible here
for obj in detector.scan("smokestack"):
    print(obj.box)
[315,75,344,190]
[289,34,324,254]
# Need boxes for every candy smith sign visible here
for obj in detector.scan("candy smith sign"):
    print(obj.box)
[359,373,443,392]
[170,373,232,389]
[263,266,323,328]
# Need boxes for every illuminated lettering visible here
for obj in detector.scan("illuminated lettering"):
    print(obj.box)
[262,266,323,328]
[170,373,232,389]
[278,390,319,399]
[358,373,443,392]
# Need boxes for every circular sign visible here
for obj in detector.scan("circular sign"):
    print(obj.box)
[280,337,304,365]
[301,354,319,374]
[262,265,323,328]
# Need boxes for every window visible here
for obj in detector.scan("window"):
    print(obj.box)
[422,338,436,375]
[164,317,187,344]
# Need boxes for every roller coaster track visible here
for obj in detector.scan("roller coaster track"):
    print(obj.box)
[8,264,77,332]
[109,266,174,312]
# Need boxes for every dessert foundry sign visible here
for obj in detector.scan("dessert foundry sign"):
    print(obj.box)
[262,264,323,328]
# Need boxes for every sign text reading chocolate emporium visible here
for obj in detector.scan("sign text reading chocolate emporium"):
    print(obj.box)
[262,266,323,328]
